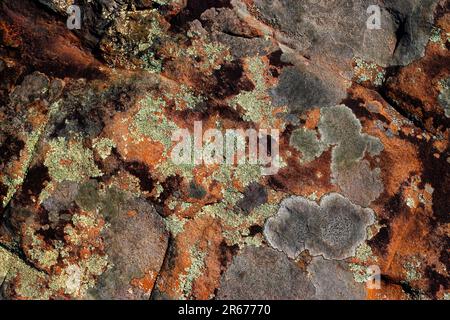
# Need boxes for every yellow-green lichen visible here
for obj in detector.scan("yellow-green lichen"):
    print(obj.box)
[0,246,49,299]
[231,56,279,126]
[438,78,450,118]
[212,202,278,246]
[167,85,205,111]
[354,57,386,87]
[233,163,263,187]
[355,242,377,262]
[2,124,45,207]
[48,253,109,298]
[164,215,187,237]
[131,95,179,152]
[349,263,372,284]
[178,245,206,299]
[24,226,59,271]
[153,182,164,198]
[108,170,143,196]
[183,39,232,75]
[156,160,195,180]
[44,137,103,183]
[3,97,65,207]
[101,9,167,70]
[222,229,265,248]
[429,27,447,48]
[199,201,278,231]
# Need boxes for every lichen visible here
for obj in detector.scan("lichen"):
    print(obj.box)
[264,193,375,260]
[354,57,386,87]
[318,105,384,206]
[404,257,422,282]
[99,9,168,70]
[429,27,446,48]
[164,215,187,237]
[438,78,450,118]
[319,105,376,169]
[231,56,280,126]
[44,137,103,183]
[167,85,204,111]
[355,242,377,262]
[2,123,45,207]
[289,128,325,163]
[0,246,49,299]
[178,245,206,299]
[169,37,232,76]
[349,263,373,283]
[131,95,179,152]
[93,138,116,160]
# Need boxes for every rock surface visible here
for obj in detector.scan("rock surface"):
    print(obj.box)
[217,246,316,300]
[0,0,448,300]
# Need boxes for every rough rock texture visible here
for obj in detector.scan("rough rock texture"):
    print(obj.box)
[88,196,169,300]
[308,257,367,300]
[0,0,449,300]
[217,246,316,300]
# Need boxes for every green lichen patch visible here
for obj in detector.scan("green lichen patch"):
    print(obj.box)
[2,124,45,207]
[164,214,187,237]
[2,96,60,207]
[93,138,116,160]
[167,85,205,111]
[178,245,206,299]
[318,105,384,206]
[199,200,278,247]
[44,137,103,183]
[0,246,49,299]
[289,128,325,163]
[48,254,108,297]
[131,95,179,151]
[183,39,232,75]
[429,27,447,48]
[99,9,169,70]
[231,56,281,126]
[349,263,373,284]
[355,242,377,263]
[404,257,422,282]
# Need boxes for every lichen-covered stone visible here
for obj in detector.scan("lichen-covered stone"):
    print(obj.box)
[0,0,448,301]
[289,128,325,163]
[270,66,345,112]
[264,193,375,260]
[318,105,384,206]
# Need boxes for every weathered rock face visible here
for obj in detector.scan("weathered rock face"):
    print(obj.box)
[253,0,439,67]
[254,0,398,67]
[0,0,449,300]
[308,257,367,300]
[89,197,169,300]
[217,246,316,300]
